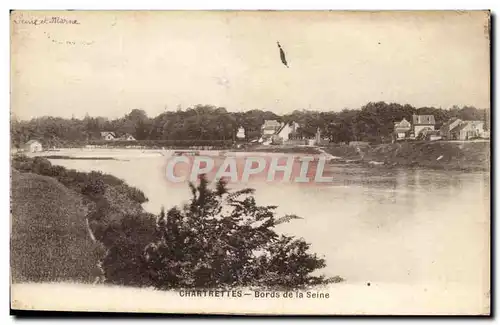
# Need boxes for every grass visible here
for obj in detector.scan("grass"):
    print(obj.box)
[10,170,105,283]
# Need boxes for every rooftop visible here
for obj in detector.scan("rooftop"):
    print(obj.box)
[412,115,436,125]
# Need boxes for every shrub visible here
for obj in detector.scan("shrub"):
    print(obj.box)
[12,155,148,205]
[99,213,157,286]
[81,177,106,198]
[141,175,334,289]
[115,184,149,204]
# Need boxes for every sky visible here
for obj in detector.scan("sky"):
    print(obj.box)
[11,10,490,120]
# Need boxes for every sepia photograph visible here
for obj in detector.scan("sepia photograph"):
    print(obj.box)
[9,10,491,315]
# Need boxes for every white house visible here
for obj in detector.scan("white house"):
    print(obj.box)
[393,118,411,139]
[449,120,486,140]
[440,118,463,139]
[261,120,282,136]
[236,127,246,140]
[24,140,43,153]
[468,120,485,136]
[276,121,299,141]
[412,114,436,136]
[260,120,300,145]
[120,133,136,141]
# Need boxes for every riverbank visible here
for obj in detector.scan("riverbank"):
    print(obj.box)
[233,145,321,155]
[10,170,105,283]
[11,282,489,315]
[21,141,490,172]
[322,141,490,172]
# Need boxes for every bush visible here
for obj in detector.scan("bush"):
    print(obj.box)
[141,176,334,289]
[115,184,148,204]
[81,177,106,198]
[99,213,157,286]
[32,157,53,176]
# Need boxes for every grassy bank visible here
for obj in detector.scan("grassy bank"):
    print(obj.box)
[10,156,155,284]
[322,141,490,171]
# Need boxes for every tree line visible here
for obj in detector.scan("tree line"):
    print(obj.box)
[11,102,489,148]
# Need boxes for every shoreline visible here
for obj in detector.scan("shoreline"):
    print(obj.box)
[17,141,490,172]
[320,141,490,172]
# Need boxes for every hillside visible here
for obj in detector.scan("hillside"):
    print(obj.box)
[10,169,105,283]
[323,141,490,171]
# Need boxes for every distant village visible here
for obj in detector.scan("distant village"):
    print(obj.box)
[393,115,488,141]
[234,114,490,148]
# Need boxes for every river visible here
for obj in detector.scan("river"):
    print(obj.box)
[46,149,490,291]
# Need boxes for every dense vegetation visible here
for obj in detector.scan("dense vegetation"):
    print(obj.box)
[10,170,105,283]
[11,102,489,148]
[145,176,338,289]
[12,156,337,288]
[12,155,148,205]
[11,155,156,285]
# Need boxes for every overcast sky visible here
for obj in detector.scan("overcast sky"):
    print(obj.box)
[11,10,490,120]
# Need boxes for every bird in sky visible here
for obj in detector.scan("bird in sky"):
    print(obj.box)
[277,41,289,68]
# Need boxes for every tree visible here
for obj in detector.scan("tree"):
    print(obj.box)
[143,176,338,289]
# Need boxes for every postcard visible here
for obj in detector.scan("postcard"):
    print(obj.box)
[10,10,490,315]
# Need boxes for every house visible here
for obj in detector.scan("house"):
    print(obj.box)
[440,118,463,139]
[276,121,300,142]
[261,120,282,137]
[412,114,436,137]
[449,123,475,140]
[120,133,136,141]
[24,140,43,153]
[259,120,301,145]
[100,131,116,141]
[393,118,411,139]
[468,120,486,137]
[449,120,485,140]
[236,127,246,140]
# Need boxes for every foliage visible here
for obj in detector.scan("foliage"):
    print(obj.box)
[143,176,332,289]
[98,214,157,286]
[12,154,155,285]
[10,170,106,283]
[11,155,148,205]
